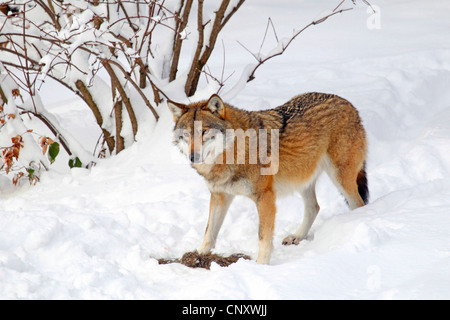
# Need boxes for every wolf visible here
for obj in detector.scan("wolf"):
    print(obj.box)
[168,92,368,264]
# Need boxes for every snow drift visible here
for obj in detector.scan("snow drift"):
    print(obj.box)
[1,0,450,299]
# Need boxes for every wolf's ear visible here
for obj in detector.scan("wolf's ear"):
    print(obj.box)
[167,100,188,121]
[206,94,226,119]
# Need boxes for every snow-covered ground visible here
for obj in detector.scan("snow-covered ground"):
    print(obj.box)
[1,0,450,299]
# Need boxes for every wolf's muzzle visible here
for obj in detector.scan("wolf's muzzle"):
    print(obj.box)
[190,152,202,164]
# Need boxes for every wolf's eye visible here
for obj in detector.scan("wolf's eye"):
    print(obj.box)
[177,131,189,141]
[203,129,215,141]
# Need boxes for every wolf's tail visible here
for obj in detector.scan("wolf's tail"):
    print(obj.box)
[357,163,369,205]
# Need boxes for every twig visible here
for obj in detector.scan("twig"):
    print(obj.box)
[259,17,278,55]
[201,66,235,95]
[18,108,72,156]
[244,5,354,83]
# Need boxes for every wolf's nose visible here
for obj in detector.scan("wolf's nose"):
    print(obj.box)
[190,152,201,163]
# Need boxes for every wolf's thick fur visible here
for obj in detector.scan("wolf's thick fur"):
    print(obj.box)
[168,93,368,264]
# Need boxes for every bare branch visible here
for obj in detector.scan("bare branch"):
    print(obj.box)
[106,59,159,121]
[184,0,205,96]
[221,0,245,29]
[18,108,72,156]
[34,0,61,31]
[169,0,193,82]
[75,79,115,152]
[258,17,279,55]
[118,0,139,32]
[244,5,354,83]
[201,65,235,95]
[185,0,246,97]
[101,59,138,139]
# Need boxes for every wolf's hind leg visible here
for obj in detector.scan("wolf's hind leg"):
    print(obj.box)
[325,155,367,210]
[282,181,320,246]
[198,192,234,254]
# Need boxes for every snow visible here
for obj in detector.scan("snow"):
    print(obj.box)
[1,0,450,299]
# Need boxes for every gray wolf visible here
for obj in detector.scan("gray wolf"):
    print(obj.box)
[168,93,368,264]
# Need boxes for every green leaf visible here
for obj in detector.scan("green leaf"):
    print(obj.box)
[68,157,82,168]
[48,142,60,164]
[27,167,35,177]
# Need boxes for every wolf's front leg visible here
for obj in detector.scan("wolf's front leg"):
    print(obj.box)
[198,192,234,254]
[255,189,277,264]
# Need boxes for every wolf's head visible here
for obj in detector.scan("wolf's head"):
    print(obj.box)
[168,94,234,165]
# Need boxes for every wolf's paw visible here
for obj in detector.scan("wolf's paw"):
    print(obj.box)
[282,235,303,246]
[197,245,211,255]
